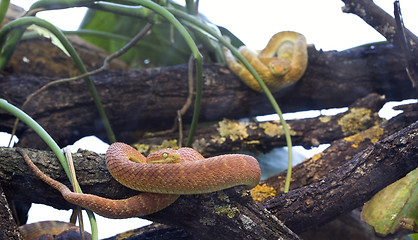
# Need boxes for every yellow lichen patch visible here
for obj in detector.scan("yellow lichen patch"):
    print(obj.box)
[217,191,230,203]
[344,125,385,148]
[133,144,149,154]
[338,108,376,135]
[250,184,277,203]
[310,153,322,162]
[115,229,137,239]
[260,121,295,138]
[211,136,226,144]
[150,139,179,152]
[319,115,332,123]
[217,119,249,141]
[212,204,240,218]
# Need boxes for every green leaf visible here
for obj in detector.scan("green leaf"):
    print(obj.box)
[79,8,191,67]
[27,24,70,57]
[361,168,418,235]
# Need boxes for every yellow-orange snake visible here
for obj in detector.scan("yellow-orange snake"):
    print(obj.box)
[222,31,308,92]
[19,143,261,219]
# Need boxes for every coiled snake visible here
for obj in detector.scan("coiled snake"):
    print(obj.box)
[20,142,261,218]
[222,31,308,92]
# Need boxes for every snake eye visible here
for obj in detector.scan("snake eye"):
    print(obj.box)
[162,152,168,158]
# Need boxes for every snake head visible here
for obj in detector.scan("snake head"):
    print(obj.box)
[146,148,182,164]
[259,57,291,77]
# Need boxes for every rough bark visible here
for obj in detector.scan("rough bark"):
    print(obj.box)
[0,104,416,238]
[1,42,416,150]
[136,93,386,155]
[341,0,418,90]
[341,0,418,53]
[263,101,418,193]
[0,184,23,240]
[0,148,299,240]
[264,120,418,233]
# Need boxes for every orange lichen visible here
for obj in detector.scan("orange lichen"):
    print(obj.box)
[250,184,277,203]
[310,153,322,162]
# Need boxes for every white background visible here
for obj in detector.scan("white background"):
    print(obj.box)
[4,0,418,238]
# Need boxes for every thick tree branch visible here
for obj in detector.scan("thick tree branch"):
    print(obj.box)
[0,184,22,240]
[264,120,418,233]
[0,103,416,238]
[138,93,385,155]
[1,39,415,150]
[341,0,418,53]
[263,101,418,193]
[0,148,299,239]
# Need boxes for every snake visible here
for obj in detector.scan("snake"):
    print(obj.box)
[19,142,261,219]
[222,31,308,92]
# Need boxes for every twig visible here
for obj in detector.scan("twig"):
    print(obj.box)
[145,54,195,141]
[393,0,418,91]
[7,23,154,147]
[341,0,418,53]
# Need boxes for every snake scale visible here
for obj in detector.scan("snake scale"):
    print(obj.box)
[222,31,308,92]
[20,142,261,219]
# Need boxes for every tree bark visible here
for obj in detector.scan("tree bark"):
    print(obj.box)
[0,106,416,238]
[264,120,418,233]
[1,41,415,150]
[0,184,22,240]
[137,93,386,155]
[263,101,418,193]
[0,147,299,240]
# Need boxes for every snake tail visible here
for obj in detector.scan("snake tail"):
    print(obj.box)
[18,149,178,218]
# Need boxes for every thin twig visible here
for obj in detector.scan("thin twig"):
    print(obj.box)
[145,54,195,139]
[8,23,154,147]
[394,0,418,91]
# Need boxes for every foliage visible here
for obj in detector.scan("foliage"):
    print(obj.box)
[361,168,418,236]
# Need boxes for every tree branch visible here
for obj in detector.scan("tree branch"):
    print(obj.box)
[341,0,418,53]
[138,93,386,155]
[1,39,415,150]
[264,120,418,233]
[1,102,417,238]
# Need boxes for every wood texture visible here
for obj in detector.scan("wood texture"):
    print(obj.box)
[1,42,416,150]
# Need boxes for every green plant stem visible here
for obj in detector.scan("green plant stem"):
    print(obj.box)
[0,99,69,175]
[25,1,204,146]
[169,8,293,192]
[0,16,116,144]
[0,0,9,25]
[22,29,132,42]
[98,0,204,146]
[0,98,98,240]
[129,0,204,147]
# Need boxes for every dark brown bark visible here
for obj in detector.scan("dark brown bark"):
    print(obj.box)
[0,184,23,240]
[1,41,416,150]
[341,0,418,53]
[102,223,188,240]
[263,101,418,193]
[0,148,299,240]
[0,103,416,238]
[138,93,386,155]
[264,120,418,233]
[341,0,418,91]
